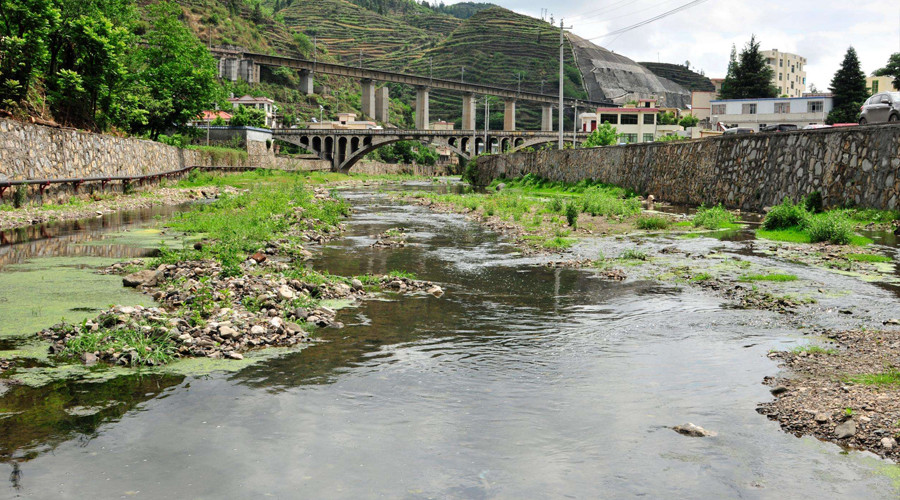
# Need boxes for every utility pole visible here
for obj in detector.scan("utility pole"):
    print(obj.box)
[558,19,572,149]
[572,100,578,148]
[461,66,465,83]
[359,49,363,69]
[429,57,433,87]
[517,73,521,94]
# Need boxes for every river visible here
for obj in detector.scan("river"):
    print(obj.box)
[1,183,897,498]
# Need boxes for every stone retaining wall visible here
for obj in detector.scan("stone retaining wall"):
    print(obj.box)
[476,124,900,211]
[0,119,329,204]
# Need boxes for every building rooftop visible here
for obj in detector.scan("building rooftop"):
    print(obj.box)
[596,107,659,112]
[228,95,274,104]
[197,110,233,121]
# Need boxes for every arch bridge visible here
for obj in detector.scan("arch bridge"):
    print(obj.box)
[273,129,591,173]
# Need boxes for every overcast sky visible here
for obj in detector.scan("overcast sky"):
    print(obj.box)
[441,0,900,91]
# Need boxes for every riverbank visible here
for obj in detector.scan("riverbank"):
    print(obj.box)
[759,326,900,461]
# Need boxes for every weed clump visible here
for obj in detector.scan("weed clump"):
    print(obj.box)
[806,212,854,245]
[692,205,737,229]
[564,201,579,227]
[764,198,809,230]
[619,248,648,261]
[635,215,670,230]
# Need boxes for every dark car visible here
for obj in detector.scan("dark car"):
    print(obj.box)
[760,124,799,132]
[859,92,900,124]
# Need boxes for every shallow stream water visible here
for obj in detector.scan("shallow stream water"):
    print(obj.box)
[1,185,899,498]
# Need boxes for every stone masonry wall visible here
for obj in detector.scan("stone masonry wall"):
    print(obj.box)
[352,161,454,177]
[0,119,328,204]
[476,124,900,211]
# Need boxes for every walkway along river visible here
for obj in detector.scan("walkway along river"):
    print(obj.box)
[1,181,899,498]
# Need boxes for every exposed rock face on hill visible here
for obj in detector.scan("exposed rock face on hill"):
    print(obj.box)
[568,33,691,108]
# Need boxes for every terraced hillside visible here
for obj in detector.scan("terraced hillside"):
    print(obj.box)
[638,62,715,93]
[278,0,447,69]
[405,7,588,130]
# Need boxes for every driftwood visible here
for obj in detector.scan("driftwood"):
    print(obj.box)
[29,116,61,128]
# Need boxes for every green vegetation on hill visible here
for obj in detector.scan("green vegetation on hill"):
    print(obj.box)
[638,62,714,92]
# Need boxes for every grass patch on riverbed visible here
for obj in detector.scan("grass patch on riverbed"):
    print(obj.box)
[849,370,900,386]
[159,179,349,275]
[790,345,838,355]
[758,198,876,245]
[635,215,671,230]
[692,205,740,230]
[739,273,798,282]
[846,253,892,263]
[756,226,872,246]
[58,314,176,366]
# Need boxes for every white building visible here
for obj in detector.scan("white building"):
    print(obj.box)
[709,95,833,131]
[228,95,278,128]
[582,99,683,143]
[762,49,807,98]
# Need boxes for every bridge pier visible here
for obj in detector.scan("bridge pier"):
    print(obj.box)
[503,99,516,131]
[415,86,430,130]
[360,79,375,120]
[462,93,476,130]
[375,87,390,123]
[541,105,553,132]
[299,70,314,95]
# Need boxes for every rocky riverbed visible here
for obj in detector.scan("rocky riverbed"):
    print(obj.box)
[759,326,900,461]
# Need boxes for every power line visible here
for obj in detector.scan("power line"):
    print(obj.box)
[585,0,711,41]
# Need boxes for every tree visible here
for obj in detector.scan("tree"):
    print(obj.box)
[874,52,900,91]
[582,122,618,147]
[126,1,221,138]
[719,35,777,99]
[678,115,699,128]
[0,0,60,103]
[229,104,266,127]
[657,111,677,125]
[826,47,868,124]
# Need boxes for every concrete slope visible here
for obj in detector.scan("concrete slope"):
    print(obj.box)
[567,33,690,108]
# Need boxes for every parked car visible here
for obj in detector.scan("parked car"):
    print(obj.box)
[760,124,799,132]
[802,124,832,130]
[859,92,900,124]
[722,127,754,135]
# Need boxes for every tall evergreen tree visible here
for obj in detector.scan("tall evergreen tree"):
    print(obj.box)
[719,35,777,99]
[718,44,738,98]
[827,47,868,124]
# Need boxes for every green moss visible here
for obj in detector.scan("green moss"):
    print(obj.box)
[846,253,891,263]
[738,273,799,282]
[850,370,900,386]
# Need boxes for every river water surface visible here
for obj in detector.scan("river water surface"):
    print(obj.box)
[1,185,898,498]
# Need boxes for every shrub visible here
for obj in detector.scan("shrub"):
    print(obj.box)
[807,212,853,244]
[763,198,809,230]
[804,191,823,213]
[619,248,648,261]
[692,205,736,229]
[564,201,579,227]
[12,186,26,208]
[548,196,564,213]
[462,157,479,185]
[636,215,670,230]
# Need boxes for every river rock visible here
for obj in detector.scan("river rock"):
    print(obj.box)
[834,420,856,439]
[770,385,789,396]
[350,278,363,291]
[672,423,717,437]
[884,318,900,326]
[251,252,267,263]
[123,269,158,287]
[426,285,444,297]
[250,325,266,335]
[81,352,98,366]
[219,325,240,340]
[814,413,829,423]
[881,437,896,450]
[225,351,243,360]
[276,284,295,300]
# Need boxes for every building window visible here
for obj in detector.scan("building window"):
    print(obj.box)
[643,133,654,142]
[774,102,790,114]
[621,133,638,143]
[621,114,638,125]
[873,81,880,93]
[643,114,655,124]
[741,103,757,114]
[779,73,782,81]
[790,81,794,89]
[600,113,619,125]
[711,104,726,115]
[808,101,824,113]
[779,59,783,67]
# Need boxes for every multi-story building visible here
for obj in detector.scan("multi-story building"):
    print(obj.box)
[867,75,896,95]
[709,95,833,131]
[308,112,381,130]
[581,100,683,143]
[763,49,806,98]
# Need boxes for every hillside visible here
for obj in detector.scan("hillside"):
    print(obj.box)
[278,0,445,69]
[404,7,588,130]
[638,62,715,93]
